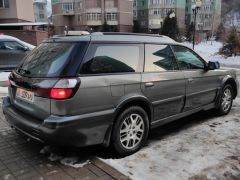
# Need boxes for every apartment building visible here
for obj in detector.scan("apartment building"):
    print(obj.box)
[52,0,133,34]
[134,0,186,33]
[148,0,185,33]
[186,0,221,36]
[0,0,34,23]
[33,0,48,22]
[134,0,148,32]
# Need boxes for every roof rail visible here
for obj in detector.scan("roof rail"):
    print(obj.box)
[91,32,164,37]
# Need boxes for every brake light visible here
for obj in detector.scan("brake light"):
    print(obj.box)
[50,79,78,100]
[50,88,73,99]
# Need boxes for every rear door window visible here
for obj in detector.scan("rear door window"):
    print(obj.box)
[17,42,88,77]
[145,44,179,72]
[80,44,142,74]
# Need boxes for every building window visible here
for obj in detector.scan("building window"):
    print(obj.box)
[39,4,44,10]
[0,0,9,8]
[78,15,82,22]
[39,14,44,19]
[133,0,137,7]
[140,21,147,26]
[78,1,83,9]
[133,10,137,17]
[106,13,117,21]
[86,13,102,21]
[62,3,73,11]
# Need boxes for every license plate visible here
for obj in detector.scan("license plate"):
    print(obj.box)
[16,88,34,103]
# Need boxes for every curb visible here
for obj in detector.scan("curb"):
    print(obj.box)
[92,158,131,180]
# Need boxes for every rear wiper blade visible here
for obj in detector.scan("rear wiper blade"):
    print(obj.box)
[18,67,31,75]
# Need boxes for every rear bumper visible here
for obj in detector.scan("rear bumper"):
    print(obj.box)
[2,96,114,147]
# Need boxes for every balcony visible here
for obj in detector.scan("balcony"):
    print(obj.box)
[106,20,118,26]
[62,10,75,16]
[86,20,102,26]
[33,0,47,4]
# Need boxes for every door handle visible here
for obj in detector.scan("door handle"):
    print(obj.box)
[145,82,154,87]
[188,78,195,83]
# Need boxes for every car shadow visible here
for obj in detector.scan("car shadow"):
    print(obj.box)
[3,109,218,168]
[24,109,218,162]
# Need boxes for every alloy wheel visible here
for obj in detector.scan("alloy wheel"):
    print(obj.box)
[119,113,145,150]
[221,88,232,112]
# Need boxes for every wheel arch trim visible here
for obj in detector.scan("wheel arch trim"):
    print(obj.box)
[220,75,238,99]
[102,95,153,147]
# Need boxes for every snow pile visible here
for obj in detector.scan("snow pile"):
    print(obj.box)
[60,157,90,168]
[48,153,62,162]
[40,145,90,168]
[40,145,53,154]
[103,97,240,180]
[0,72,10,82]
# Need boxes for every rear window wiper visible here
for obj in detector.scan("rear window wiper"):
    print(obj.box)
[17,67,31,75]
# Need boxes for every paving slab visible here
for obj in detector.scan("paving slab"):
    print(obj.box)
[0,99,130,180]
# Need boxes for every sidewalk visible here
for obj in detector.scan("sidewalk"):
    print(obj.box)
[0,100,130,180]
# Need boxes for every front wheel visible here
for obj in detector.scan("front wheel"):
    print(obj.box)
[112,106,149,156]
[216,84,233,115]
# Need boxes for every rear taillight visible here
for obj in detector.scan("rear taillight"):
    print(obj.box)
[50,79,78,100]
[50,88,73,99]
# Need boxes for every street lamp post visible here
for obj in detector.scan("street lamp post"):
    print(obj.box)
[210,0,216,45]
[192,0,202,49]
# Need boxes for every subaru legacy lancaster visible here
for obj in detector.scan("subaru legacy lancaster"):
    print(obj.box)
[2,33,239,156]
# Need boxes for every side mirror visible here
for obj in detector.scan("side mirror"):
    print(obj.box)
[207,61,220,70]
[23,46,29,51]
[18,46,29,51]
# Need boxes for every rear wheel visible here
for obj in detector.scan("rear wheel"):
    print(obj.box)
[216,84,233,115]
[112,106,149,156]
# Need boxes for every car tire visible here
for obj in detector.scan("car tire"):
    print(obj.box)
[216,84,233,115]
[112,106,149,156]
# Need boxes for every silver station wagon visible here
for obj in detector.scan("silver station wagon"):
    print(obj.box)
[2,33,239,156]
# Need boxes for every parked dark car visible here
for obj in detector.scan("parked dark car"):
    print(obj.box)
[2,33,239,156]
[0,35,35,70]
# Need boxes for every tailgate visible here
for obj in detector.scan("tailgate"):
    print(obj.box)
[8,72,51,120]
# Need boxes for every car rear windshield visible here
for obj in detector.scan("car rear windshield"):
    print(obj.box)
[16,42,88,78]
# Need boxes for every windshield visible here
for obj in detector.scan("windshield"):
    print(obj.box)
[16,42,87,78]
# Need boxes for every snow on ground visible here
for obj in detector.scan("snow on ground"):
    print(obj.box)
[39,146,91,169]
[103,96,240,180]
